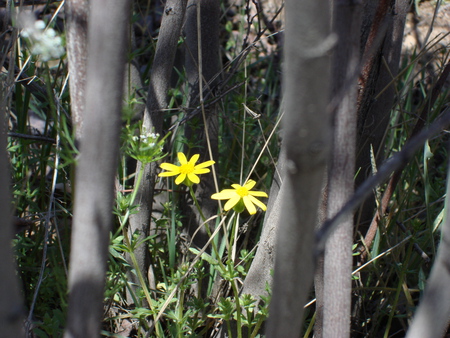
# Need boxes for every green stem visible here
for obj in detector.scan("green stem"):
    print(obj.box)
[189,188,223,268]
[190,188,242,338]
[226,319,233,338]
[119,162,162,335]
[177,289,184,338]
[189,188,242,338]
[122,226,162,336]
[246,308,253,337]
[190,187,207,221]
[250,317,264,338]
[115,162,145,237]
[231,278,243,338]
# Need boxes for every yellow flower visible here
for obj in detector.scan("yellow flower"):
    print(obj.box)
[211,180,268,215]
[159,152,215,185]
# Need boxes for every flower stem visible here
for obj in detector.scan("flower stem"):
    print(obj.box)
[190,187,207,221]
[231,277,243,338]
[189,188,223,264]
[115,162,144,237]
[190,188,242,338]
[119,162,162,335]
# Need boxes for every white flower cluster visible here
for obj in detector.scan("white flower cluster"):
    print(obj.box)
[20,19,65,61]
[126,126,165,164]
[132,132,161,149]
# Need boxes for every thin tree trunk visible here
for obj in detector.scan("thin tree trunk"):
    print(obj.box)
[267,0,332,336]
[64,1,130,337]
[183,0,220,247]
[126,0,187,302]
[65,0,88,140]
[0,88,25,338]
[0,12,24,336]
[321,1,361,336]
[406,156,450,337]
[241,148,284,301]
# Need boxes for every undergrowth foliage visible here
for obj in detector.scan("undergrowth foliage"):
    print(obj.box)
[4,0,450,337]
[7,1,279,337]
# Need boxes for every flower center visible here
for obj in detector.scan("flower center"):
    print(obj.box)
[180,163,195,174]
[236,187,249,197]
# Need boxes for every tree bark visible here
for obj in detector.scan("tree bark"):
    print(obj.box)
[0,85,25,338]
[321,1,361,336]
[355,0,409,227]
[406,157,450,337]
[126,0,187,302]
[65,0,88,141]
[183,0,220,247]
[241,148,284,301]
[266,0,332,336]
[64,1,130,337]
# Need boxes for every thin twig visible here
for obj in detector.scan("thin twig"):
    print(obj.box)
[8,132,55,143]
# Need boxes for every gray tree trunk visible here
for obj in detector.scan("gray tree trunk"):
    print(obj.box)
[321,1,361,336]
[126,0,187,302]
[241,148,284,301]
[183,0,220,247]
[65,0,88,141]
[0,91,24,337]
[64,1,130,337]
[266,0,332,336]
[406,159,450,337]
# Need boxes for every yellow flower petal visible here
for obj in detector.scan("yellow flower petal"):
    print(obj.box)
[224,195,241,211]
[177,152,188,165]
[248,195,267,211]
[248,191,268,198]
[189,154,200,164]
[211,179,268,214]
[193,168,211,175]
[243,196,256,215]
[195,160,215,169]
[187,173,200,184]
[158,152,215,186]
[160,163,180,172]
[158,171,179,177]
[244,179,256,190]
[211,189,238,200]
[175,173,186,185]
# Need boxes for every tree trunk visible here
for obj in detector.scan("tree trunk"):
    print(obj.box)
[355,0,409,228]
[241,147,284,301]
[266,0,332,336]
[65,0,88,141]
[321,1,361,336]
[183,0,220,247]
[0,82,25,338]
[64,1,130,337]
[406,155,450,337]
[126,0,187,303]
